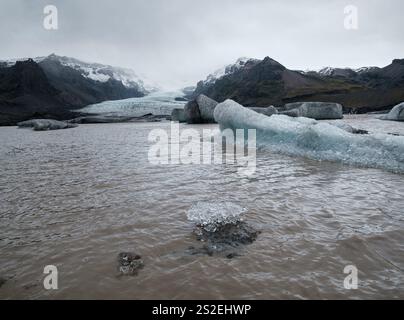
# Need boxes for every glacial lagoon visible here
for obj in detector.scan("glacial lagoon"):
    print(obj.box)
[1,114,404,299]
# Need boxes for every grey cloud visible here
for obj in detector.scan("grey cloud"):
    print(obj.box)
[1,0,403,89]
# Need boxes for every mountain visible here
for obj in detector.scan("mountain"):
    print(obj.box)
[192,57,404,113]
[0,54,156,125]
[201,57,261,86]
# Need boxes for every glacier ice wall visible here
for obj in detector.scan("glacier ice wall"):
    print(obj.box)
[79,91,186,117]
[214,99,404,173]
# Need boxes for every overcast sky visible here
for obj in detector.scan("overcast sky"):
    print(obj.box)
[1,0,403,89]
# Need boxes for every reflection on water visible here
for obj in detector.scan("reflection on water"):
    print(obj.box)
[0,116,403,299]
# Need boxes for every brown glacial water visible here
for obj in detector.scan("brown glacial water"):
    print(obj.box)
[0,115,404,299]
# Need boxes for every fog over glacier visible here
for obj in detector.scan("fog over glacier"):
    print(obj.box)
[1,0,404,89]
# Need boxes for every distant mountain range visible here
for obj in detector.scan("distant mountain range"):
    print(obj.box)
[2,53,404,126]
[0,54,158,125]
[191,57,404,113]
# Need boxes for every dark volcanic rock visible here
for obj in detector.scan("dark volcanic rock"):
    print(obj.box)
[188,222,260,257]
[117,252,144,276]
[0,59,76,126]
[184,100,202,124]
[68,115,134,124]
[183,94,218,124]
[175,97,188,102]
[171,108,186,122]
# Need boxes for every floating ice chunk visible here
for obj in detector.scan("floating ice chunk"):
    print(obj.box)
[187,202,247,232]
[17,119,77,131]
[381,102,404,121]
[214,99,404,173]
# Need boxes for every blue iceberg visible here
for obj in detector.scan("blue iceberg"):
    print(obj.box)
[214,99,404,173]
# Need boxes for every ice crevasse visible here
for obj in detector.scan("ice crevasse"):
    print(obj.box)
[213,99,404,173]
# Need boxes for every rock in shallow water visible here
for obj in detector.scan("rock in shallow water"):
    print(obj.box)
[185,201,259,257]
[183,100,202,124]
[117,252,144,276]
[188,222,260,258]
[171,108,186,122]
[17,119,78,131]
[184,94,218,124]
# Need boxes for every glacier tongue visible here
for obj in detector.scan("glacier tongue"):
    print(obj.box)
[214,99,404,173]
[79,90,186,117]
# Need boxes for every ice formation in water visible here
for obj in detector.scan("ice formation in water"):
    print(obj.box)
[214,99,404,173]
[187,202,247,232]
[79,90,186,117]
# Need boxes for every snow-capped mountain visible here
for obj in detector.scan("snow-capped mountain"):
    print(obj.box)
[0,54,161,125]
[315,66,380,77]
[355,66,380,74]
[202,57,261,85]
[0,56,47,67]
[0,54,160,94]
[191,56,404,114]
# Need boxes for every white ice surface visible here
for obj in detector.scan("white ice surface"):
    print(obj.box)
[79,90,187,117]
[187,202,247,232]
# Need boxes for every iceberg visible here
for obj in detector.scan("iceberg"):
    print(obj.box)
[187,202,247,232]
[17,119,77,131]
[214,99,404,173]
[381,102,404,121]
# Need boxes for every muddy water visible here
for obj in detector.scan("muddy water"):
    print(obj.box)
[0,116,403,299]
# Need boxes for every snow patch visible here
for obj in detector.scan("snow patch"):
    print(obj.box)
[203,57,260,85]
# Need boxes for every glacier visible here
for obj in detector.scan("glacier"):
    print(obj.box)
[79,90,187,117]
[214,99,404,173]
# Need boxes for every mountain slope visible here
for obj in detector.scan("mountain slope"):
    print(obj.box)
[38,57,145,106]
[0,59,73,125]
[0,54,153,125]
[192,57,404,113]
